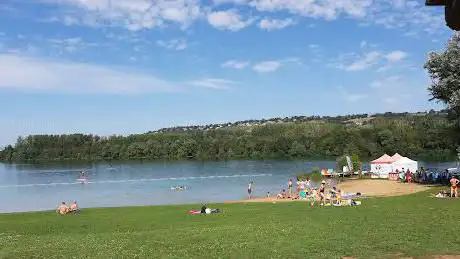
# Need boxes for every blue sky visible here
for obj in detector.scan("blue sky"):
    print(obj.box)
[0,0,454,146]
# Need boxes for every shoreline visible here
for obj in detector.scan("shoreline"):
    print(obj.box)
[2,180,437,214]
[226,179,434,204]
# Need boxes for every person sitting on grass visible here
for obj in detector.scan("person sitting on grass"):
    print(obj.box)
[56,202,69,215]
[335,189,343,205]
[70,201,79,214]
[309,189,318,207]
[277,189,287,199]
[330,187,338,201]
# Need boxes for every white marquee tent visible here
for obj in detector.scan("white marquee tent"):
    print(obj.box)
[392,156,418,173]
[370,153,419,178]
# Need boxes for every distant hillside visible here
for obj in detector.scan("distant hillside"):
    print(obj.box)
[0,109,454,163]
[150,109,448,134]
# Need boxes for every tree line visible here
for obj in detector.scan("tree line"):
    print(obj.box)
[1,33,459,164]
[0,115,456,163]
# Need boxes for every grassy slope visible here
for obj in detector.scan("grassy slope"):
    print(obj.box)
[0,191,459,259]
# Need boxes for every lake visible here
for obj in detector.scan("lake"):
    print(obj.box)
[0,159,456,213]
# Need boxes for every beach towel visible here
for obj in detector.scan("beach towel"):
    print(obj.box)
[299,191,307,199]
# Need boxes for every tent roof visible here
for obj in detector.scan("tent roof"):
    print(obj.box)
[391,153,404,162]
[370,154,393,164]
[392,156,418,164]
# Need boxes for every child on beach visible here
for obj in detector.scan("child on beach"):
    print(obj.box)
[309,189,318,207]
[288,179,293,196]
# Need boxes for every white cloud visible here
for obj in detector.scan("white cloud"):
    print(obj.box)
[221,60,249,69]
[249,0,371,20]
[48,37,86,53]
[34,0,447,35]
[344,51,381,71]
[370,75,401,89]
[207,9,254,31]
[0,54,181,94]
[42,0,203,30]
[252,61,281,73]
[336,49,409,72]
[385,51,408,62]
[213,0,249,4]
[188,78,236,89]
[223,58,300,72]
[156,39,188,50]
[258,18,295,30]
[360,40,367,48]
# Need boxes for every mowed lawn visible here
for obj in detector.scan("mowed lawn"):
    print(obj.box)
[0,191,459,259]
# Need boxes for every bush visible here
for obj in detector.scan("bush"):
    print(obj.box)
[296,167,322,181]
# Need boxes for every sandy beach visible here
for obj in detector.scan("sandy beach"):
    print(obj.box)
[226,179,432,204]
[336,179,431,197]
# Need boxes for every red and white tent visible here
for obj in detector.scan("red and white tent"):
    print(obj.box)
[370,154,393,164]
[370,154,395,178]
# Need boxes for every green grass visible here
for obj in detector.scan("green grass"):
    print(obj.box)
[0,191,459,259]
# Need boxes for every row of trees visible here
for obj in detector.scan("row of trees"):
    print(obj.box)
[0,34,458,164]
[0,115,456,162]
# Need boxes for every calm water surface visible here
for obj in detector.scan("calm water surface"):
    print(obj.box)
[0,160,456,213]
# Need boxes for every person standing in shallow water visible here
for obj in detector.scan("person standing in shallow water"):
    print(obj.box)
[248,181,253,199]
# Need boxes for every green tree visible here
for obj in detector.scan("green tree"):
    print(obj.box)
[424,32,460,144]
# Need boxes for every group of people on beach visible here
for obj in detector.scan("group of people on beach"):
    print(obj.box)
[56,201,79,215]
[397,167,459,198]
[248,178,361,207]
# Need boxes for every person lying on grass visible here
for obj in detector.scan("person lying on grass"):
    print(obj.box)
[277,189,287,199]
[56,202,69,215]
[70,201,79,214]
[290,192,299,200]
[435,190,450,198]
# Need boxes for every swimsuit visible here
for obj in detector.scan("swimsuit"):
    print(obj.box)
[451,180,458,189]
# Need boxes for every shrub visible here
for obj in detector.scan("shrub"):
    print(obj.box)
[296,167,323,181]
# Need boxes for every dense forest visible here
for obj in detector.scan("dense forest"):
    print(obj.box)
[0,112,456,163]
